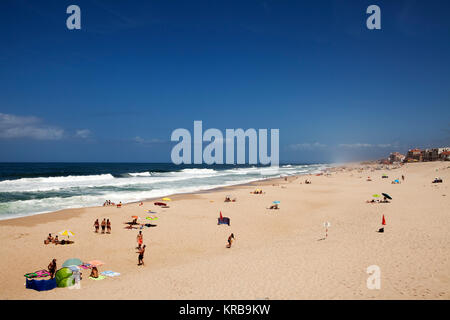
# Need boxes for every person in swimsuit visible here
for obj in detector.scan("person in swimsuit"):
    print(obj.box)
[94,219,99,233]
[227,233,235,248]
[138,245,146,266]
[101,219,106,234]
[53,235,59,244]
[106,219,111,234]
[44,233,53,244]
[137,231,143,249]
[48,259,57,279]
[90,266,99,278]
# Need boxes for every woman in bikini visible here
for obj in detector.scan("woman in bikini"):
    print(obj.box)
[48,259,57,279]
[227,233,235,248]
[90,266,99,278]
[101,219,106,234]
[44,233,53,244]
[106,219,111,234]
[94,219,99,233]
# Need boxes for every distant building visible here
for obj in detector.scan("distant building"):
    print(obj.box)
[440,151,450,161]
[406,148,422,162]
[389,152,405,163]
[405,147,449,162]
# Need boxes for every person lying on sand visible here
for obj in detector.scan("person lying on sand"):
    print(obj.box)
[90,266,99,278]
[44,233,53,244]
[269,204,279,209]
[48,259,57,279]
[226,233,235,248]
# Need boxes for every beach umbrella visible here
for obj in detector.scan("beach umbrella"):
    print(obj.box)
[87,260,104,267]
[382,193,392,200]
[59,230,75,238]
[273,201,280,204]
[372,194,380,198]
[62,258,83,268]
[162,197,172,201]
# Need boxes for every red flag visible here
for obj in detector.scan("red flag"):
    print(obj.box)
[382,215,386,225]
[220,211,223,219]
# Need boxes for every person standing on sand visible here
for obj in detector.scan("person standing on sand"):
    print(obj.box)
[106,219,111,234]
[101,219,106,234]
[48,259,57,279]
[227,233,235,248]
[137,231,143,249]
[402,175,405,181]
[138,245,146,266]
[94,219,99,233]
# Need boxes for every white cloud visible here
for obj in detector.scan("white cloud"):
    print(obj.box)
[289,142,327,150]
[338,143,393,148]
[132,136,165,144]
[75,129,91,139]
[0,113,64,140]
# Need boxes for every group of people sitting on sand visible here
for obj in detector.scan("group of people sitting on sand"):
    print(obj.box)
[44,234,73,245]
[366,197,391,204]
[251,189,263,194]
[304,179,312,184]
[224,196,236,202]
[94,218,111,234]
[432,177,443,183]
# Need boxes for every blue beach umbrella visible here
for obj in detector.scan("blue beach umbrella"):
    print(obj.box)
[62,258,83,268]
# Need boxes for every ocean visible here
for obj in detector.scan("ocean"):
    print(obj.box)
[0,163,330,220]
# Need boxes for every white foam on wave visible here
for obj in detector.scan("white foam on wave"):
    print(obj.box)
[0,164,332,219]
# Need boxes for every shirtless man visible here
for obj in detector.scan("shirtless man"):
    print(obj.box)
[227,233,235,248]
[138,245,146,266]
[137,231,143,249]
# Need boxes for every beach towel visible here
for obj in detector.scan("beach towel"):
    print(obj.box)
[101,271,120,277]
[24,270,50,278]
[79,264,91,269]
[89,275,106,281]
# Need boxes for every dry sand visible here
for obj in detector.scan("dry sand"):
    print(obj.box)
[0,161,449,299]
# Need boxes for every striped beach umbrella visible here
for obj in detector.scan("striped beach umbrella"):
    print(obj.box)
[59,230,75,237]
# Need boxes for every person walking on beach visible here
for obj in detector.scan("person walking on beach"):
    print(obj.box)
[402,175,405,181]
[138,245,146,266]
[137,231,143,249]
[226,233,235,248]
[101,219,106,234]
[94,219,99,233]
[106,219,111,234]
[48,259,57,279]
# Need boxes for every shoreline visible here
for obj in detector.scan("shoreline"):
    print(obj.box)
[0,164,331,224]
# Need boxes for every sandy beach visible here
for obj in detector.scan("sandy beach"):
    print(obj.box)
[0,161,449,300]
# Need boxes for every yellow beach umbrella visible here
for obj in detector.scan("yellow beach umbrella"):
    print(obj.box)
[59,230,75,237]
[162,197,172,201]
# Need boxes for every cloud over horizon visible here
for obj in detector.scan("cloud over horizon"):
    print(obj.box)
[0,113,64,140]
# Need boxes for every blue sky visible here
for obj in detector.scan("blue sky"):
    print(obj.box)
[0,0,449,163]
